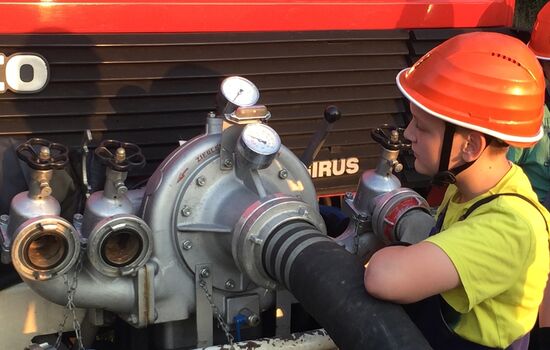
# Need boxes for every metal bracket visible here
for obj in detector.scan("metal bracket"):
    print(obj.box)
[219,123,243,171]
[136,263,156,328]
[195,264,214,347]
[225,294,260,326]
[81,129,93,198]
[237,168,267,198]
[224,105,271,124]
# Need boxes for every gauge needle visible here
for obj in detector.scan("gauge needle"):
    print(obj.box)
[234,88,244,102]
[250,136,267,144]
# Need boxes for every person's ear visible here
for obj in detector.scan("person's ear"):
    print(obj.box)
[461,132,485,162]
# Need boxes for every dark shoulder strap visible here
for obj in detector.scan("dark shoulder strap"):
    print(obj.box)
[517,147,529,165]
[459,193,549,233]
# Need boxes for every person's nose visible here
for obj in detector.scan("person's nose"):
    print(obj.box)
[403,122,415,143]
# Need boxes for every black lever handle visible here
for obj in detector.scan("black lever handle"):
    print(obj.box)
[16,138,69,171]
[95,140,146,172]
[300,105,342,167]
[371,125,411,151]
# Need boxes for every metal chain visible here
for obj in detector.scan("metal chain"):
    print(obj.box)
[55,248,85,350]
[198,278,236,348]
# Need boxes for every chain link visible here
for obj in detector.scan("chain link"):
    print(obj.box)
[198,278,236,349]
[54,248,85,350]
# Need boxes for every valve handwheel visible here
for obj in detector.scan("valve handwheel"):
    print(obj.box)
[95,140,146,172]
[371,125,411,151]
[16,138,69,170]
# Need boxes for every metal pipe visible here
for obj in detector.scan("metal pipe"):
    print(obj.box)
[24,268,136,313]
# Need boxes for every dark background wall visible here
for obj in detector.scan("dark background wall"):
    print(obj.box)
[516,0,549,29]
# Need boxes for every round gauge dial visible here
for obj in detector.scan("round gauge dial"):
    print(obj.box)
[220,76,260,107]
[241,123,281,156]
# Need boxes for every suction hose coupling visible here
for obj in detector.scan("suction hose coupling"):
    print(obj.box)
[232,194,327,290]
[233,195,432,350]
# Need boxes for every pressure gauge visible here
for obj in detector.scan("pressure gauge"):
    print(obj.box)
[220,76,260,107]
[237,123,281,169]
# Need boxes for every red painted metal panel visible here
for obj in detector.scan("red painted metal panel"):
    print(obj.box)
[0,1,515,34]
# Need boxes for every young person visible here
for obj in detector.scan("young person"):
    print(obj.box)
[364,32,550,350]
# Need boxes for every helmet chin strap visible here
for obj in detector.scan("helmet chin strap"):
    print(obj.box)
[432,123,476,185]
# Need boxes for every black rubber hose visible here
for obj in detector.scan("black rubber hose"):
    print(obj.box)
[263,221,432,350]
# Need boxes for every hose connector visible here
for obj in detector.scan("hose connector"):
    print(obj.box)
[232,195,326,289]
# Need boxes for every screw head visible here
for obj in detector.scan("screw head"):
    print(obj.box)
[200,268,210,278]
[196,176,206,186]
[181,206,192,217]
[345,192,353,200]
[223,159,233,168]
[247,314,260,327]
[182,240,193,250]
[248,235,263,245]
[278,169,288,179]
[394,163,404,173]
[225,279,235,289]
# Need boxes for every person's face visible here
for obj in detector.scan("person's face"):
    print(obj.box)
[403,103,446,176]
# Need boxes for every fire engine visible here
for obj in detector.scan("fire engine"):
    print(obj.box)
[0,1,518,349]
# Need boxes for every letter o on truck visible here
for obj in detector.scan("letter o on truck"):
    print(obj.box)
[0,53,49,93]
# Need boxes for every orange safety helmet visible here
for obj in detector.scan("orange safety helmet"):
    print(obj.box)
[529,2,550,60]
[397,32,545,148]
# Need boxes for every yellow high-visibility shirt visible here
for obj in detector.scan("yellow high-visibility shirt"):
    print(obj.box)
[426,164,550,348]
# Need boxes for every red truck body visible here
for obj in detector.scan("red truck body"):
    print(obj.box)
[0,0,515,33]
